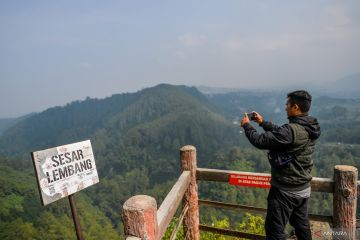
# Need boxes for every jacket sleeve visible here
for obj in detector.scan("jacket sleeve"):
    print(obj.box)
[260,120,280,131]
[243,123,294,150]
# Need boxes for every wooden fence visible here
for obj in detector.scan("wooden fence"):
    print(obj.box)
[122,145,359,240]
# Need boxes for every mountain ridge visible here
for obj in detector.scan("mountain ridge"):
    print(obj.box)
[0,84,244,162]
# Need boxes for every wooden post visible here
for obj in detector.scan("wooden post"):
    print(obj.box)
[333,165,358,240]
[68,194,84,240]
[122,195,158,240]
[180,145,200,240]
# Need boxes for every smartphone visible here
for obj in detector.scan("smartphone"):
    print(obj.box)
[249,112,256,120]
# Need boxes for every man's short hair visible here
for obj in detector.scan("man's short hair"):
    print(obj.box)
[287,90,312,113]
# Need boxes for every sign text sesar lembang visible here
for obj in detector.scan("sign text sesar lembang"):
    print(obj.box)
[31,140,99,206]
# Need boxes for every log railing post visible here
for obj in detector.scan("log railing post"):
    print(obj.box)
[333,165,358,240]
[180,145,200,240]
[122,195,158,240]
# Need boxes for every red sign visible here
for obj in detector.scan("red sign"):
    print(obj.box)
[229,174,271,189]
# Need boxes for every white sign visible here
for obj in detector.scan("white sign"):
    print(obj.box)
[31,140,99,205]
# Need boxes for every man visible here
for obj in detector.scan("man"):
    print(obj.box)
[240,90,321,240]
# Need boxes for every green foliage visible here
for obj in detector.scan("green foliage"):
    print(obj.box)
[163,217,184,240]
[163,213,265,240]
[0,193,24,217]
[0,161,122,240]
[0,218,38,240]
[0,85,359,238]
[35,212,75,240]
[238,213,265,235]
[0,85,248,237]
[201,217,233,240]
[200,213,265,239]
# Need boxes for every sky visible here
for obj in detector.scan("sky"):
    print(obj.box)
[0,0,359,118]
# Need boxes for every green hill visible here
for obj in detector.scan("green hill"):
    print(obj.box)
[0,84,244,161]
[0,113,35,136]
[0,84,249,236]
[0,118,16,136]
[1,84,359,238]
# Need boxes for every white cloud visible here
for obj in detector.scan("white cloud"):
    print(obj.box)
[178,34,208,47]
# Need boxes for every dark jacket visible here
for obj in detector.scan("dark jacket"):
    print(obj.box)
[243,115,321,190]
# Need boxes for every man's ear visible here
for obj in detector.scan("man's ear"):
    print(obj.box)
[293,104,302,113]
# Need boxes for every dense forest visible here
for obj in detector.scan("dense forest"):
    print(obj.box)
[0,84,359,239]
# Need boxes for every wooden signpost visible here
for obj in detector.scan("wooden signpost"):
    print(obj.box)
[31,140,99,240]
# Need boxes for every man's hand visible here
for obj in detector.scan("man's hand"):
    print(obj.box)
[251,111,263,124]
[241,113,250,127]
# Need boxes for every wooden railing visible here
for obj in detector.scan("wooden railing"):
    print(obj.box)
[122,146,199,240]
[122,146,359,239]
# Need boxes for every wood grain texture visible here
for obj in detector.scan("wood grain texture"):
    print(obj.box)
[157,171,191,239]
[122,195,158,240]
[333,165,358,240]
[180,145,200,240]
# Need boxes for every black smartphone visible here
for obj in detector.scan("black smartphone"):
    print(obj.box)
[248,112,256,120]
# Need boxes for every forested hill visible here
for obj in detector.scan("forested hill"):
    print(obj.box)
[1,84,359,239]
[0,84,245,162]
[0,113,35,136]
[0,118,16,135]
[0,84,254,238]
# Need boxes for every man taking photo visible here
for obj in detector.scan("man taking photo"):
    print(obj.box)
[241,90,321,240]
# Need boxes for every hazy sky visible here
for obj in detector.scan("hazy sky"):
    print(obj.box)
[1,1,359,117]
